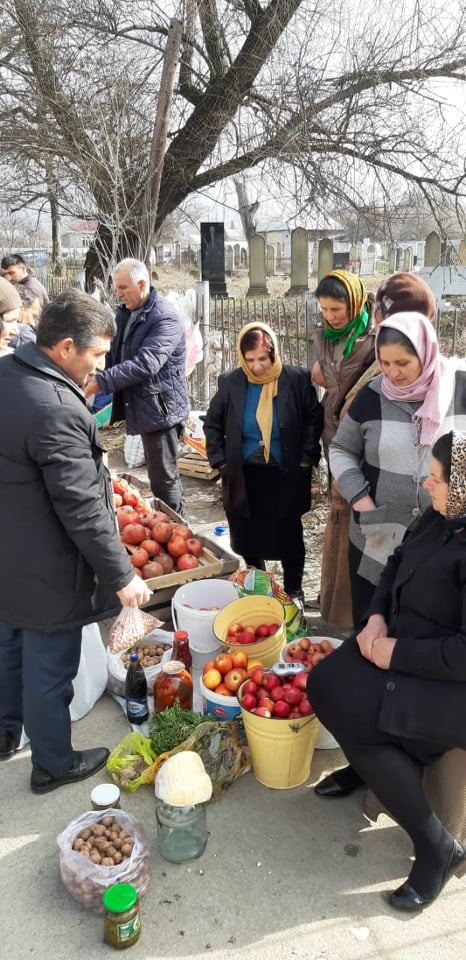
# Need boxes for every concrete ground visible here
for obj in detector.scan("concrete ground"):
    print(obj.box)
[1,687,465,960]
[2,457,464,959]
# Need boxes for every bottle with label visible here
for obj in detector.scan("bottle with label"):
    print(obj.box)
[124,653,149,724]
[153,660,193,712]
[171,630,192,673]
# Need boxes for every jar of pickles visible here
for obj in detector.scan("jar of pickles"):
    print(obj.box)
[153,660,193,711]
[102,882,141,949]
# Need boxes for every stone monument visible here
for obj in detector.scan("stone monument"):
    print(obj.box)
[200,222,228,298]
[286,227,309,296]
[246,234,269,296]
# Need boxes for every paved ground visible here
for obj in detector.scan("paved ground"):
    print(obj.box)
[1,690,465,960]
[1,451,464,959]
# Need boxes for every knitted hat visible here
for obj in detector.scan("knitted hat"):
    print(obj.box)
[375,273,436,321]
[0,277,22,314]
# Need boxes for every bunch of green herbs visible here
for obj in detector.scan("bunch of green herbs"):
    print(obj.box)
[149,699,216,755]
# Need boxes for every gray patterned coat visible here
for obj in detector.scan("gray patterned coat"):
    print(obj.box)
[329,371,466,589]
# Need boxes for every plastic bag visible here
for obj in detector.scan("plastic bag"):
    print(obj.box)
[232,568,276,598]
[140,720,250,798]
[124,433,146,468]
[106,630,173,697]
[106,732,158,792]
[57,808,150,912]
[108,607,160,653]
[70,623,107,721]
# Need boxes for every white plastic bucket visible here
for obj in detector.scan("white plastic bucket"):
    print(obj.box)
[313,637,343,750]
[171,579,238,654]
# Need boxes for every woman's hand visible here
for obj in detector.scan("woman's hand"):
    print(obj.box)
[371,636,397,670]
[352,494,377,512]
[356,614,388,659]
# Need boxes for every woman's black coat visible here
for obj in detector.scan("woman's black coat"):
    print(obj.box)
[365,507,466,747]
[204,365,323,518]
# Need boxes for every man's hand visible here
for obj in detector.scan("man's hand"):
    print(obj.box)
[356,614,388,660]
[117,575,151,608]
[84,375,101,398]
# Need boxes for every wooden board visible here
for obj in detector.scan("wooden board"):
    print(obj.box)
[177,452,219,481]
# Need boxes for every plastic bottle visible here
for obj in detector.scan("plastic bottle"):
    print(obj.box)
[124,653,149,724]
[212,522,231,552]
[171,630,192,673]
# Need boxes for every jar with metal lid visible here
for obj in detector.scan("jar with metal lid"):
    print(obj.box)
[91,783,121,811]
[153,660,193,712]
[102,882,141,949]
[171,630,192,673]
[155,798,207,863]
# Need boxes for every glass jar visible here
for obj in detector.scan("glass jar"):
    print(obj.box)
[172,630,192,673]
[153,660,193,711]
[102,883,141,949]
[155,798,207,863]
[91,783,121,811]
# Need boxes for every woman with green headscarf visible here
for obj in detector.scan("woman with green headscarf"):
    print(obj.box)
[311,269,375,628]
[311,270,375,453]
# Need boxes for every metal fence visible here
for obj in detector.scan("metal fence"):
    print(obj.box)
[188,295,466,409]
[188,296,316,408]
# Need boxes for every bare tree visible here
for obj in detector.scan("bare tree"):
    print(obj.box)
[0,0,465,286]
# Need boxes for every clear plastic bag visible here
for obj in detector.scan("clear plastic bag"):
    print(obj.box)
[57,808,150,912]
[108,606,160,653]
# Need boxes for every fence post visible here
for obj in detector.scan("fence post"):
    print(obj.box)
[196,280,210,407]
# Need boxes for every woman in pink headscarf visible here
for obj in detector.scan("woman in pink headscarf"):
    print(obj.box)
[329,311,466,628]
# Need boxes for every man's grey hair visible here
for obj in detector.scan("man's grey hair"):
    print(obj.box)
[114,258,150,286]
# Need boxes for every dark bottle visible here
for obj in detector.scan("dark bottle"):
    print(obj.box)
[125,653,149,724]
[172,630,192,673]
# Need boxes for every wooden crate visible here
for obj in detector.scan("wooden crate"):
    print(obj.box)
[114,476,239,620]
[177,452,219,481]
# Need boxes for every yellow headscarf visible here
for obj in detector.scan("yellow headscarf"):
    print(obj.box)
[237,321,283,463]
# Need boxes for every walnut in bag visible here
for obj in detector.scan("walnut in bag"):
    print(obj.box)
[108,606,161,653]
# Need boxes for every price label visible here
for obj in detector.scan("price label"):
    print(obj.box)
[271,661,308,675]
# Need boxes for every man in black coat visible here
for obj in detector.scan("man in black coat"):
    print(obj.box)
[0,289,150,793]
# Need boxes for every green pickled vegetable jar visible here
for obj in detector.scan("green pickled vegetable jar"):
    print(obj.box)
[102,883,141,949]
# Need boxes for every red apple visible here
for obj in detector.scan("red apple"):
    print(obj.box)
[255,624,270,638]
[224,669,244,692]
[293,672,308,691]
[238,630,256,645]
[255,706,272,718]
[227,622,244,637]
[241,692,257,711]
[242,679,258,696]
[299,699,313,716]
[273,700,291,718]
[262,673,280,692]
[250,666,265,685]
[283,687,302,707]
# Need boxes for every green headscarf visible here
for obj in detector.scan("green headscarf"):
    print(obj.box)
[322,270,370,357]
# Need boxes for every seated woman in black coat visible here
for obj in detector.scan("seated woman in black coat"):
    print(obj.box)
[308,429,466,911]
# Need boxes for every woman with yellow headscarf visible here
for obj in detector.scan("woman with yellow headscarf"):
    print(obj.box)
[204,321,323,600]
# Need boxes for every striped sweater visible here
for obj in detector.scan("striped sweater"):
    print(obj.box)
[329,370,466,587]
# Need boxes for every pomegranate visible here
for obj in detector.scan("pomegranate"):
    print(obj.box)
[151,521,173,544]
[141,560,164,579]
[176,553,200,571]
[121,523,146,545]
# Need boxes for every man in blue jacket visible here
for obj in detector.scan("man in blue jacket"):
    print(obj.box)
[85,258,190,517]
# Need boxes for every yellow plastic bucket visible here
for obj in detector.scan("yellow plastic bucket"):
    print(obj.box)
[239,688,319,789]
[213,596,286,667]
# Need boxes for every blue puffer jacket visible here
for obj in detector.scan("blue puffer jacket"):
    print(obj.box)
[96,287,190,435]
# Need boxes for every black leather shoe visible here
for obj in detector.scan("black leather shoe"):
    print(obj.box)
[314,768,364,798]
[0,731,21,760]
[31,747,109,794]
[388,840,466,911]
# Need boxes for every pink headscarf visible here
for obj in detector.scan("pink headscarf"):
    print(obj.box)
[375,312,456,447]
